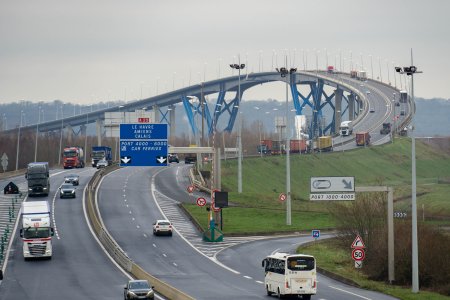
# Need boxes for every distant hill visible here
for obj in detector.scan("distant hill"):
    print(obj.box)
[1,97,449,137]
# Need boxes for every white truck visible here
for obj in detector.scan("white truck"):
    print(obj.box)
[339,121,353,136]
[20,201,54,259]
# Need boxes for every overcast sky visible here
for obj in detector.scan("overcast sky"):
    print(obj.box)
[1,0,449,105]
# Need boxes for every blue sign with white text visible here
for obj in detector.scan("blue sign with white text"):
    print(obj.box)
[120,123,168,167]
[312,230,320,239]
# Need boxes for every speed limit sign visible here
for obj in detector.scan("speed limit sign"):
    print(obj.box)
[352,248,365,261]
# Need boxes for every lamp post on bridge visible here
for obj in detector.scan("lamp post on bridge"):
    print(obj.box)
[229,59,245,194]
[276,59,296,226]
[15,110,24,171]
[395,50,422,294]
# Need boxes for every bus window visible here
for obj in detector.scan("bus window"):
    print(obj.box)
[287,257,315,271]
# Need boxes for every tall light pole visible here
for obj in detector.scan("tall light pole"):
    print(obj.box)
[230,59,245,194]
[369,55,374,79]
[395,51,422,293]
[34,106,42,162]
[58,105,64,166]
[276,59,296,226]
[15,110,24,171]
[392,92,396,143]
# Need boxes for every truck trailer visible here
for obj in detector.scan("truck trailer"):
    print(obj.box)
[26,162,50,196]
[289,139,307,153]
[20,201,54,259]
[356,132,371,146]
[317,136,333,152]
[63,146,85,169]
[91,146,112,167]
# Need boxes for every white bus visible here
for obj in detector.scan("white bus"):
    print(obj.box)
[262,252,317,299]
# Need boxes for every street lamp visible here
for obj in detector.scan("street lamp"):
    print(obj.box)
[15,110,24,171]
[395,51,422,293]
[276,62,297,226]
[229,60,245,194]
[392,92,396,143]
[58,105,64,166]
[34,106,42,162]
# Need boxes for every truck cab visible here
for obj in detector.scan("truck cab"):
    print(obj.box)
[26,162,50,196]
[339,121,353,136]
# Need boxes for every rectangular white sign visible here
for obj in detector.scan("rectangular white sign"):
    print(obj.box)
[310,176,355,192]
[309,193,355,201]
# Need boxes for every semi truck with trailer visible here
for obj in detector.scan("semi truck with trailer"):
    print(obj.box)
[339,121,353,136]
[356,132,371,146]
[26,162,50,196]
[20,201,54,259]
[63,146,85,169]
[91,146,112,167]
[380,123,392,134]
[289,139,307,153]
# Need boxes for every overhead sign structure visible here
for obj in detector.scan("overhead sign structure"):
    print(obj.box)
[120,123,168,167]
[311,177,355,193]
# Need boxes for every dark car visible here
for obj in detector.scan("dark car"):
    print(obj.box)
[59,183,76,198]
[124,280,154,300]
[168,154,179,163]
[64,174,79,186]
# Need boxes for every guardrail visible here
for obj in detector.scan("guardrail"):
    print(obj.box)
[84,166,195,300]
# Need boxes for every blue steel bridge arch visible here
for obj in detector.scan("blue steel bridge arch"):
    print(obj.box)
[178,71,361,140]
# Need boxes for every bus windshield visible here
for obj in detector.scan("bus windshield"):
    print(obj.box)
[287,256,315,271]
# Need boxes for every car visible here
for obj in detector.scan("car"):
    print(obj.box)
[59,183,76,198]
[124,280,154,300]
[64,174,79,186]
[366,90,371,94]
[400,110,405,116]
[168,153,179,163]
[369,107,375,113]
[395,102,400,107]
[153,219,173,236]
[97,159,108,169]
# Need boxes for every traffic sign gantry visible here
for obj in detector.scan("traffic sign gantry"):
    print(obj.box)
[120,123,168,167]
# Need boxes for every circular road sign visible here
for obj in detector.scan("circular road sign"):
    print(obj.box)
[196,197,206,207]
[187,185,195,194]
[352,248,365,261]
[211,203,221,212]
[279,193,287,202]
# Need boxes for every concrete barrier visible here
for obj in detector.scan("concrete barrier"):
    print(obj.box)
[84,166,195,300]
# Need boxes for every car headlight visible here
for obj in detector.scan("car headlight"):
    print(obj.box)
[71,190,75,194]
[43,187,48,190]
[28,188,33,191]
[127,291,137,298]
[146,290,154,297]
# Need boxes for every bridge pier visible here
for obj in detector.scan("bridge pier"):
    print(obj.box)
[169,104,175,144]
[96,119,103,146]
[334,89,343,134]
[66,125,73,144]
[348,94,355,121]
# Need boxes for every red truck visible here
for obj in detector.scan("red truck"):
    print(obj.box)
[356,132,371,146]
[290,139,307,153]
[63,146,85,169]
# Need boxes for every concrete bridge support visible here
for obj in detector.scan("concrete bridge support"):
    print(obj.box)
[334,89,343,134]
[96,119,103,146]
[169,105,175,144]
[65,125,73,145]
[348,94,355,121]
[153,105,160,124]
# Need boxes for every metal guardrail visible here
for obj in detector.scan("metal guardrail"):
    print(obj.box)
[84,166,195,300]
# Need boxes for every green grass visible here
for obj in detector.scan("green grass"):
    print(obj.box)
[298,239,450,300]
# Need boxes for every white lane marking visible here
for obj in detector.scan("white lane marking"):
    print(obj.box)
[163,253,167,257]
[143,234,148,238]
[243,275,252,280]
[136,225,140,229]
[150,166,241,275]
[132,217,135,221]
[153,243,156,248]
[173,262,178,267]
[129,211,132,214]
[255,281,264,284]
[329,285,373,300]
[51,189,60,239]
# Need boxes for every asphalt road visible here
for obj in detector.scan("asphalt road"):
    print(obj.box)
[0,168,130,299]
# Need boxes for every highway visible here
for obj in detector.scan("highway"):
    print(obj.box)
[96,164,399,300]
[0,168,130,299]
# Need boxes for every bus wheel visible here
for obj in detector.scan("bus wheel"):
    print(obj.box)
[266,286,272,296]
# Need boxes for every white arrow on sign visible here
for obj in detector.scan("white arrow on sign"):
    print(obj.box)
[121,156,131,164]
[156,156,167,164]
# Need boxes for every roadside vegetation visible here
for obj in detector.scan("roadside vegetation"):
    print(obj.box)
[184,137,450,298]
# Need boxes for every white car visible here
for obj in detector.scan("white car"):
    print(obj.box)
[153,219,173,236]
[97,159,108,169]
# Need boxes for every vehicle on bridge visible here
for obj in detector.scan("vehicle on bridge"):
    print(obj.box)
[26,162,50,196]
[356,132,371,146]
[316,136,333,152]
[63,146,85,169]
[400,90,408,103]
[91,146,112,167]
[20,201,54,259]
[380,123,392,135]
[262,252,317,299]
[290,139,307,153]
[357,70,367,81]
[339,121,353,136]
